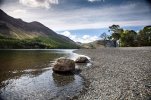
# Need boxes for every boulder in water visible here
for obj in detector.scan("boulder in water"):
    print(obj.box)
[53,57,75,72]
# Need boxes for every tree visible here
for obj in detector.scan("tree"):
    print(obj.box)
[109,25,124,40]
[100,32,108,47]
[137,26,151,46]
[109,25,123,47]
[120,30,137,47]
[109,24,120,33]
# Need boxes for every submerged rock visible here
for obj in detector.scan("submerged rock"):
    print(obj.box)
[75,56,89,63]
[53,57,75,72]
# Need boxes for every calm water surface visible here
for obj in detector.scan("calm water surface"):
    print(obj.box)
[0,49,90,100]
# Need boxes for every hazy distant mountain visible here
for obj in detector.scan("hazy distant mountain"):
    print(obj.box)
[76,42,82,46]
[81,40,104,49]
[0,9,78,49]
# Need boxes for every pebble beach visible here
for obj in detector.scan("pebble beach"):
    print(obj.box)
[74,47,151,100]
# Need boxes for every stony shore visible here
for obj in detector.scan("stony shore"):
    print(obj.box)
[74,47,151,100]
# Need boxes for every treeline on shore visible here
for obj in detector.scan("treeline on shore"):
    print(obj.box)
[0,36,78,49]
[101,25,151,47]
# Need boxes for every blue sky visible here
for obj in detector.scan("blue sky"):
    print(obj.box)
[0,0,151,43]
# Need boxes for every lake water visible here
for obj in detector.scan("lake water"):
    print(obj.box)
[0,49,90,100]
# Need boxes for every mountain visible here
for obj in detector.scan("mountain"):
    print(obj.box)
[0,9,78,49]
[81,40,104,49]
[76,42,82,46]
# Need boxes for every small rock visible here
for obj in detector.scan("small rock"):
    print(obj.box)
[75,56,89,63]
[145,84,151,88]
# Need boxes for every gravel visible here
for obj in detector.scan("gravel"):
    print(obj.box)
[74,47,151,100]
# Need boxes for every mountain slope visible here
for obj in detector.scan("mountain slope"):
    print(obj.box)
[80,40,104,49]
[0,9,78,49]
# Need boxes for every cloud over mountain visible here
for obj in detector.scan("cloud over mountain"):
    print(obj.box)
[88,0,105,2]
[60,31,99,43]
[1,0,151,43]
[19,0,59,8]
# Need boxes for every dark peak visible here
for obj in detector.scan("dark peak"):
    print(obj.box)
[17,18,23,21]
[30,21,42,25]
[29,21,46,27]
[0,9,4,12]
[0,9,6,15]
[0,9,15,20]
[29,21,50,30]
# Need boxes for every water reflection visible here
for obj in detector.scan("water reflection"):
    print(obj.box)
[0,69,84,100]
[0,49,86,100]
[0,50,66,71]
[52,72,75,87]
[76,62,92,69]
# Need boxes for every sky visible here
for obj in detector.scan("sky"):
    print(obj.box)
[0,0,151,43]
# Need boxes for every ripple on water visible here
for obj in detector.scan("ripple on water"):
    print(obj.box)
[0,49,91,100]
[0,69,85,100]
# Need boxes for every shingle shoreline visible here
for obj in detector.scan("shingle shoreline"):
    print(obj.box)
[74,47,151,100]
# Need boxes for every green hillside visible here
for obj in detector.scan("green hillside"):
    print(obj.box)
[0,9,78,49]
[0,35,78,49]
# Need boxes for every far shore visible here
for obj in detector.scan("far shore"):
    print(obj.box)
[74,47,151,100]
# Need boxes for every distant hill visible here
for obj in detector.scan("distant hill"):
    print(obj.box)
[0,9,78,49]
[76,42,82,46]
[81,40,105,49]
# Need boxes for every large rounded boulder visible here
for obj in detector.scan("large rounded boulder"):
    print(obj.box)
[75,56,89,63]
[53,57,75,72]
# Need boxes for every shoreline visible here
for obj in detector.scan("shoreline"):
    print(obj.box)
[74,47,151,100]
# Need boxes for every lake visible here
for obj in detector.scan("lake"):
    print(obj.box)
[0,49,90,100]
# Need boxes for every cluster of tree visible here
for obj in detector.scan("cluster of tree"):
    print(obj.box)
[0,36,78,49]
[101,25,151,47]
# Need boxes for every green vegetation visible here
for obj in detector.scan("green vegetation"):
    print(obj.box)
[137,26,151,46]
[108,25,151,47]
[0,9,79,49]
[0,35,78,49]
[120,30,137,47]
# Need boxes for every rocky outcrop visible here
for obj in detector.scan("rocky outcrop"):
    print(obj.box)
[53,57,75,72]
[75,56,89,63]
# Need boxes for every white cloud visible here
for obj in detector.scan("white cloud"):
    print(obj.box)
[83,35,90,39]
[88,0,105,2]
[7,9,29,19]
[59,31,99,43]
[26,3,151,31]
[59,31,76,41]
[19,0,58,9]
[1,1,151,31]
[59,31,71,37]
[12,9,27,13]
[82,35,99,43]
